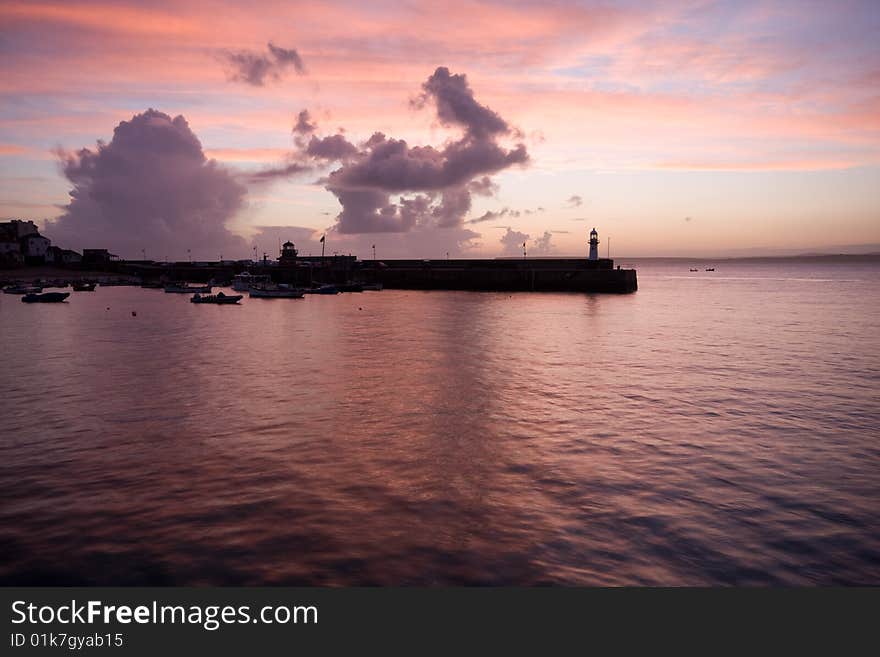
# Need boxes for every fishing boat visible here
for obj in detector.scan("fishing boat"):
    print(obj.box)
[21,292,69,303]
[361,282,383,291]
[705,268,715,272]
[165,282,212,293]
[249,284,304,299]
[337,282,364,293]
[689,268,699,272]
[72,282,96,291]
[232,272,272,291]
[190,292,242,304]
[4,285,42,294]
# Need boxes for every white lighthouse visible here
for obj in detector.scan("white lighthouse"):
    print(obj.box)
[588,228,599,260]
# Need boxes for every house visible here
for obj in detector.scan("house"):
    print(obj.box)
[0,239,23,267]
[46,246,82,265]
[61,249,82,264]
[20,233,51,265]
[0,219,39,240]
[82,249,119,266]
[1,220,50,265]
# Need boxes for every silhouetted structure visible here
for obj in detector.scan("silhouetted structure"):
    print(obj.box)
[589,228,599,260]
[82,249,119,266]
[109,231,638,293]
[279,240,298,264]
[360,257,636,293]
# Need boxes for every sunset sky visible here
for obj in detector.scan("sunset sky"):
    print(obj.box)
[1,0,878,259]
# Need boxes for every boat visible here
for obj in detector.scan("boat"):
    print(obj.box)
[304,284,339,295]
[21,292,69,303]
[4,285,42,294]
[689,268,699,272]
[705,268,715,272]
[165,282,212,293]
[190,292,242,304]
[140,280,164,288]
[361,282,383,291]
[337,282,364,293]
[72,282,96,291]
[232,272,272,291]
[249,284,304,299]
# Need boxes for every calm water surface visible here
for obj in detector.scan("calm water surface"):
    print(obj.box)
[2,260,879,584]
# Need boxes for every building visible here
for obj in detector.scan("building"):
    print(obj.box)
[279,240,298,264]
[46,246,82,265]
[20,233,51,265]
[82,249,119,266]
[0,239,23,267]
[0,220,50,265]
[0,219,89,268]
[0,219,39,240]
[588,228,599,260]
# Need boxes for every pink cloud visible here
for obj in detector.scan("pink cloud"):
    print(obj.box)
[654,158,866,172]
[0,144,28,156]
[0,2,203,37]
[205,147,292,163]
[2,0,879,254]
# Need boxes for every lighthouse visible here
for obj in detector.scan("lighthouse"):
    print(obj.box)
[588,228,599,260]
[279,240,298,263]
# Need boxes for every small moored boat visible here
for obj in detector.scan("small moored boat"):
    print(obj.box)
[249,284,304,298]
[21,292,70,303]
[72,282,96,291]
[191,292,242,304]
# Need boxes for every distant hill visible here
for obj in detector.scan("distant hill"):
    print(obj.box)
[506,245,880,261]
[618,253,880,264]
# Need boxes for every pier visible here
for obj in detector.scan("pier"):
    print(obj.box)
[361,257,637,293]
[3,255,638,294]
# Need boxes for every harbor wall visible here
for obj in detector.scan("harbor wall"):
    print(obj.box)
[78,256,638,293]
[361,258,638,293]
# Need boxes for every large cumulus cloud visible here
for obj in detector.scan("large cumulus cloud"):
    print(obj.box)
[259,67,528,238]
[44,109,247,259]
[327,67,528,233]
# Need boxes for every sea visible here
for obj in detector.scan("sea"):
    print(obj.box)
[1,257,879,585]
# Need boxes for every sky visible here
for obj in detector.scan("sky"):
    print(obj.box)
[0,0,878,259]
